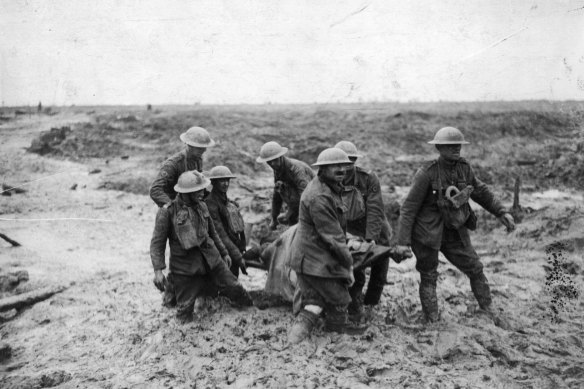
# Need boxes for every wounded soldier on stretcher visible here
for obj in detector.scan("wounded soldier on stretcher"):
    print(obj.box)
[244,224,407,312]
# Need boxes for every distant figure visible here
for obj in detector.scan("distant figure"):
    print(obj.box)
[395,127,515,328]
[37,101,42,114]
[147,104,152,111]
[256,141,315,229]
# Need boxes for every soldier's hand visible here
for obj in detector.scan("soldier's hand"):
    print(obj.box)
[498,213,516,233]
[237,258,248,275]
[269,219,278,230]
[153,270,166,292]
[348,266,355,287]
[223,255,232,268]
[393,245,413,262]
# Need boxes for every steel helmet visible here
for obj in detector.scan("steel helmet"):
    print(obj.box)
[174,170,211,193]
[428,127,470,145]
[334,140,362,158]
[312,147,352,166]
[180,126,216,148]
[207,165,236,180]
[256,141,288,163]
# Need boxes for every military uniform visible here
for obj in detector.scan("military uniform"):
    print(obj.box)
[205,188,246,277]
[149,150,204,306]
[342,166,393,308]
[150,196,251,320]
[271,157,315,226]
[289,175,354,324]
[397,157,507,320]
[150,150,203,207]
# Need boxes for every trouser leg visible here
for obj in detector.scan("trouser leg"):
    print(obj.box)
[440,229,491,309]
[162,272,177,308]
[296,273,366,335]
[173,274,207,322]
[348,268,365,318]
[363,256,389,305]
[411,240,440,322]
[209,261,253,306]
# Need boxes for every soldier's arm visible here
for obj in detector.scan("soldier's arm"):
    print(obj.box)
[271,189,283,222]
[150,207,170,270]
[364,172,386,241]
[291,164,313,192]
[207,214,229,258]
[309,196,353,268]
[468,166,506,217]
[207,201,243,262]
[396,168,431,246]
[149,163,177,207]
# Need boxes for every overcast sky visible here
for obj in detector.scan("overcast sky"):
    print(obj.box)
[1,0,583,105]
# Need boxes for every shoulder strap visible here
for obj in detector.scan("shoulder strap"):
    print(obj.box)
[436,160,444,201]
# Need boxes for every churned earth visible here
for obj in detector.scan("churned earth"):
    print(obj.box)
[0,104,583,388]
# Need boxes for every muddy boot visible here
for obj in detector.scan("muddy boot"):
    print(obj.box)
[470,274,510,330]
[348,288,364,323]
[325,305,368,335]
[287,309,319,344]
[470,273,492,310]
[220,284,254,307]
[419,279,439,323]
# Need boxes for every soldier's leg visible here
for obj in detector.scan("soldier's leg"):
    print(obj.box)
[364,220,392,306]
[411,240,440,322]
[162,272,177,308]
[439,230,491,310]
[348,268,366,320]
[363,256,389,306]
[209,262,253,306]
[229,262,240,278]
[173,274,206,322]
[288,273,325,344]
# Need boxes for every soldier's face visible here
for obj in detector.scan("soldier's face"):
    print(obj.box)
[436,144,462,161]
[185,189,205,203]
[187,145,206,158]
[320,163,348,184]
[266,157,282,171]
[213,179,230,193]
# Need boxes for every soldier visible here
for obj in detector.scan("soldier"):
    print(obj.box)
[394,127,515,327]
[205,166,248,278]
[150,170,253,322]
[256,141,315,229]
[150,126,215,307]
[287,148,368,344]
[150,126,215,207]
[334,141,394,320]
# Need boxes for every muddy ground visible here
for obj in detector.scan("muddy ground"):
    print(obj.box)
[0,103,583,388]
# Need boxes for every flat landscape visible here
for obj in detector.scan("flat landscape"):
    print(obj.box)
[0,101,583,388]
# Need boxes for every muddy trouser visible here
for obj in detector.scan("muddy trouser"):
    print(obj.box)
[296,273,352,328]
[162,272,177,307]
[173,262,249,319]
[349,221,392,306]
[411,228,492,316]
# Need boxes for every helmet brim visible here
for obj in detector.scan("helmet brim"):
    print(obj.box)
[180,133,216,148]
[427,140,470,145]
[312,160,353,167]
[256,147,288,163]
[208,174,236,180]
[173,177,212,193]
